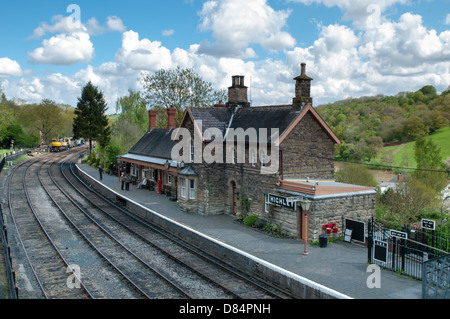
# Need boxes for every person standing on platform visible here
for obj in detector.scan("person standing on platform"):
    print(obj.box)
[125,173,130,191]
[98,165,103,180]
[121,172,125,190]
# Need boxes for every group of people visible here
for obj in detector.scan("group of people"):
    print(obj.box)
[99,165,147,192]
[121,172,131,190]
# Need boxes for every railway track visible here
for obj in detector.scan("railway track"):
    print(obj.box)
[5,149,293,299]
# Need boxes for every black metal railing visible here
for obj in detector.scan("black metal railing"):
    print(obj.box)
[368,218,449,281]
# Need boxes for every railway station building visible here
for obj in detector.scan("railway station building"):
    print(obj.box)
[121,64,376,243]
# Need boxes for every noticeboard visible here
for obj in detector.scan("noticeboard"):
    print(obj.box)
[345,219,365,243]
[344,229,352,243]
[374,240,388,263]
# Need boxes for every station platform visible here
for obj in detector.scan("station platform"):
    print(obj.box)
[77,163,422,299]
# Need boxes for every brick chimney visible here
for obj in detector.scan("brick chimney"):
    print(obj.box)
[148,110,157,131]
[226,75,250,110]
[292,63,313,110]
[167,107,176,131]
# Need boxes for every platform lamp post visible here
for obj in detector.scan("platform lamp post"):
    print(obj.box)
[300,198,312,256]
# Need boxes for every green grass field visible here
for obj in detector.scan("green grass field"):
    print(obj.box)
[373,127,450,170]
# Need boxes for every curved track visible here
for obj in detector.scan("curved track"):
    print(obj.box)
[5,149,293,299]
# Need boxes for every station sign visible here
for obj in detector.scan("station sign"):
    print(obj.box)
[390,229,407,239]
[421,219,435,230]
[267,194,298,210]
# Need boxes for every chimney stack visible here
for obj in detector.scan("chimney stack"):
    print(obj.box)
[292,62,313,110]
[148,110,157,131]
[167,107,176,131]
[227,75,250,110]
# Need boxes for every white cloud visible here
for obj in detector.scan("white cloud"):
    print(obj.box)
[446,13,450,25]
[106,16,126,32]
[29,15,87,39]
[28,32,94,65]
[198,0,295,57]
[0,58,23,77]
[162,29,175,36]
[115,30,173,72]
[289,0,409,28]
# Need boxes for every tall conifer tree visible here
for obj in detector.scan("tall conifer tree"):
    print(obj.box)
[73,82,110,153]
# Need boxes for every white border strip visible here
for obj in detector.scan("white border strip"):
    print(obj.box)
[76,164,352,299]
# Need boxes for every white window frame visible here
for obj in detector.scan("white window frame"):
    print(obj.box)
[260,150,266,167]
[264,194,270,213]
[168,174,172,184]
[180,178,186,198]
[189,179,196,199]
[190,140,194,163]
[251,149,257,167]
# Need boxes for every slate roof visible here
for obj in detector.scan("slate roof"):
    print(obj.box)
[188,107,232,136]
[128,128,176,159]
[186,105,299,143]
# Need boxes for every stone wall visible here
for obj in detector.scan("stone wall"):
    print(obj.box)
[281,111,335,179]
[266,191,376,242]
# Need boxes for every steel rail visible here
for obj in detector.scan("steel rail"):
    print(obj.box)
[67,156,293,299]
[26,157,94,298]
[38,152,152,298]
[59,157,244,299]
[46,155,191,299]
[7,159,48,298]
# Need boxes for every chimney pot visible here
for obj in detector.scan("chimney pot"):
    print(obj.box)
[301,63,306,76]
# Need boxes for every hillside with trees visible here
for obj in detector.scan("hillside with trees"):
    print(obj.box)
[316,85,450,164]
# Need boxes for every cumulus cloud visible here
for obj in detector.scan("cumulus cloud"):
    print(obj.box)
[8,1,450,113]
[27,14,127,65]
[28,32,94,65]
[115,30,173,71]
[0,58,23,77]
[106,16,127,32]
[198,0,296,57]
[289,0,409,29]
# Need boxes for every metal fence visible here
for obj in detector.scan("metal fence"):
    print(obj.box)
[422,254,450,299]
[368,218,449,281]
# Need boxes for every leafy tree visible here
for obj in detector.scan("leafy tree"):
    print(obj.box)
[110,117,145,155]
[29,99,64,144]
[381,176,439,226]
[401,116,428,140]
[413,136,447,192]
[73,82,111,152]
[0,100,14,143]
[140,66,227,127]
[335,163,377,187]
[420,85,437,97]
[115,89,148,132]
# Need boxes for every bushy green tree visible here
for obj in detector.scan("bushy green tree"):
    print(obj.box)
[413,136,447,192]
[140,66,227,128]
[335,163,377,187]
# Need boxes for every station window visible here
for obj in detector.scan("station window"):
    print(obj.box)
[189,179,196,199]
[260,150,266,167]
[190,140,194,163]
[264,194,270,213]
[168,174,172,184]
[251,149,257,167]
[180,178,186,198]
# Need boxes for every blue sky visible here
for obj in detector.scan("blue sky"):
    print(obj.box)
[1,0,449,113]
